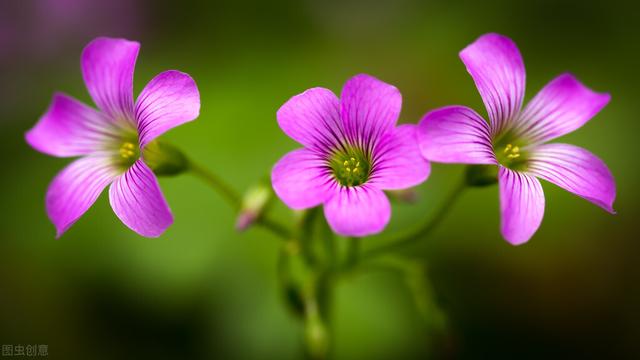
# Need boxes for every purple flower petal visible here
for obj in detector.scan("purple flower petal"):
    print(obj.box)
[418,106,497,165]
[271,148,335,209]
[46,155,119,238]
[499,167,545,245]
[459,33,525,135]
[135,70,200,148]
[370,124,431,190]
[276,87,343,151]
[26,93,116,157]
[513,73,610,144]
[527,143,616,213]
[323,185,391,237]
[340,74,401,144]
[81,37,139,120]
[109,159,173,237]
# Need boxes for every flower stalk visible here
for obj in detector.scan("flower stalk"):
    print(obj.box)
[344,237,360,268]
[359,177,467,262]
[187,159,292,240]
[188,160,242,209]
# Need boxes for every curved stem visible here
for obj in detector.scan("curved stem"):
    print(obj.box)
[187,159,292,240]
[360,178,466,261]
[188,160,242,209]
[258,216,292,240]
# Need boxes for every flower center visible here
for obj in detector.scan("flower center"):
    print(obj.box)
[329,149,371,187]
[503,143,520,159]
[495,143,527,170]
[115,140,140,168]
[119,142,137,159]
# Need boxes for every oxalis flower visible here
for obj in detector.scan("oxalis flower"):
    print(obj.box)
[272,74,430,237]
[418,33,616,245]
[25,37,200,238]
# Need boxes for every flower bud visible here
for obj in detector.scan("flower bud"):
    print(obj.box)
[304,299,329,360]
[142,140,189,176]
[235,182,272,231]
[465,164,498,187]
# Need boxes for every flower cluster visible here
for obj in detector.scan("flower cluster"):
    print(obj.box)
[27,33,616,245]
[272,33,616,243]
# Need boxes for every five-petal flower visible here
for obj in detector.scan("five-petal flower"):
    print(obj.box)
[418,33,616,245]
[26,37,200,238]
[272,74,431,237]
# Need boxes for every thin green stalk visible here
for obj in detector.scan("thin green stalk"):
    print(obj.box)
[258,216,293,239]
[344,237,360,268]
[322,223,337,270]
[303,284,329,360]
[188,160,242,209]
[188,159,292,240]
[298,207,320,266]
[360,178,467,261]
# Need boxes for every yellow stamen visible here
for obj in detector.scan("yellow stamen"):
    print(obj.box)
[119,142,137,159]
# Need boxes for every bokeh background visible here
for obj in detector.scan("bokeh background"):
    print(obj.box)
[1,0,639,358]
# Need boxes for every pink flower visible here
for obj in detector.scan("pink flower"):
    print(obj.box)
[26,37,200,237]
[418,33,616,245]
[272,74,430,237]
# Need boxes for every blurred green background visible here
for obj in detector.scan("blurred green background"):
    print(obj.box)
[1,0,639,358]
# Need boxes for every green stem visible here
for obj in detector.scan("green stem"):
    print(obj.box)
[303,284,329,360]
[345,237,360,267]
[298,207,320,266]
[322,225,337,270]
[259,216,293,240]
[188,159,292,240]
[188,160,242,209]
[360,178,466,261]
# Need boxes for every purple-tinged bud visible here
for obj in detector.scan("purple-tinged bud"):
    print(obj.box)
[235,183,272,231]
